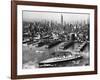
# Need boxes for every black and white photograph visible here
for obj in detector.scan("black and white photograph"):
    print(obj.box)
[22,11,90,69]
[11,1,97,79]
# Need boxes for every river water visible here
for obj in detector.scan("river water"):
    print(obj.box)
[22,41,90,69]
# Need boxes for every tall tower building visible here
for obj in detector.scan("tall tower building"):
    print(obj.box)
[61,14,63,26]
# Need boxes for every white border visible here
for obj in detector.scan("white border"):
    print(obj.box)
[17,5,95,75]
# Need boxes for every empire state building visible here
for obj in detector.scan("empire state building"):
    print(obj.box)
[61,14,63,26]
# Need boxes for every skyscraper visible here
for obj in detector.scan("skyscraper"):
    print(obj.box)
[61,14,63,26]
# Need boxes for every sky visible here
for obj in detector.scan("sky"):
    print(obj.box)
[23,11,90,23]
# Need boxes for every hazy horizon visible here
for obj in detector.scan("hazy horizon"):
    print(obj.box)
[23,11,90,23]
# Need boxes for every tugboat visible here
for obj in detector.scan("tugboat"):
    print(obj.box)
[39,51,83,68]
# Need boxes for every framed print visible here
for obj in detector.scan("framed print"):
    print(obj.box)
[11,0,97,79]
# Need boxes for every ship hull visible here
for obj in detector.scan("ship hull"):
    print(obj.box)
[39,55,83,68]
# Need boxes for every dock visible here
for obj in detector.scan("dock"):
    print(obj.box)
[75,42,87,52]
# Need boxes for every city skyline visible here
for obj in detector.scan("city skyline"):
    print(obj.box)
[23,11,90,23]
